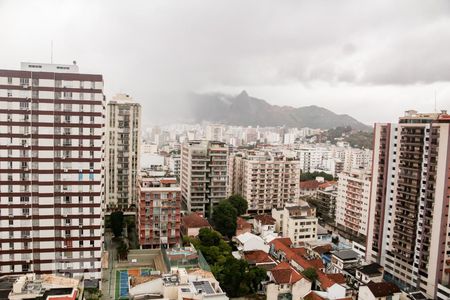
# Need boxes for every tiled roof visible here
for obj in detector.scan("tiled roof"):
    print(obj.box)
[312,244,333,255]
[308,258,325,270]
[300,180,321,190]
[243,250,274,264]
[318,181,337,189]
[366,281,401,297]
[270,238,324,270]
[303,292,326,300]
[270,262,303,284]
[327,273,346,285]
[237,217,252,230]
[254,214,276,225]
[182,213,210,228]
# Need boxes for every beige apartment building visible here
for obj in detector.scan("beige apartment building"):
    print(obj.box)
[180,140,228,216]
[366,110,450,299]
[272,201,318,246]
[228,150,300,214]
[335,169,371,239]
[105,93,141,210]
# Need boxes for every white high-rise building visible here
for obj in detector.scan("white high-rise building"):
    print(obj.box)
[180,140,228,216]
[335,169,371,238]
[0,62,105,282]
[105,93,141,209]
[297,146,331,173]
[366,110,450,299]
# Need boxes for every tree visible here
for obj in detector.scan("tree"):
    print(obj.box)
[302,268,318,282]
[212,201,237,238]
[227,195,248,216]
[300,171,334,181]
[213,257,249,297]
[244,266,267,293]
[198,227,222,247]
[110,211,124,237]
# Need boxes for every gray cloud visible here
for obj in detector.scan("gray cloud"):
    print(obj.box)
[0,0,449,125]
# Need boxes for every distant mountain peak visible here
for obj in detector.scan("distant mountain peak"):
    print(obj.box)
[178,91,371,131]
[238,90,249,97]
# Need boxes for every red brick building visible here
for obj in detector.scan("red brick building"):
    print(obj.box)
[138,176,181,248]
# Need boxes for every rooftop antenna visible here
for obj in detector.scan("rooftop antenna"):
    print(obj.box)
[51,40,53,64]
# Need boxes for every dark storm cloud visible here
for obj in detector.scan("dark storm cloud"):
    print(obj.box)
[0,0,449,124]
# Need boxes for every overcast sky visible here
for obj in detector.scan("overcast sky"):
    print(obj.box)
[1,0,449,125]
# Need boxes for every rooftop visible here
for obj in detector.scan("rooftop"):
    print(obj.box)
[254,214,276,225]
[270,262,304,284]
[332,249,359,261]
[357,263,383,276]
[243,250,275,264]
[366,281,401,297]
[182,213,210,228]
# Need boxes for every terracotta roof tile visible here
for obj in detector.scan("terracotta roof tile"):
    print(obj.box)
[300,180,321,190]
[237,217,252,230]
[270,262,303,284]
[303,292,326,300]
[366,281,401,297]
[312,244,333,255]
[327,273,346,285]
[182,213,210,228]
[254,214,276,225]
[243,250,274,264]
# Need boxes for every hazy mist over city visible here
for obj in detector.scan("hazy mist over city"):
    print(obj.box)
[1,0,450,126]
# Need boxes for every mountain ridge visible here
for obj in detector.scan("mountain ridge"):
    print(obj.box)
[183,91,371,131]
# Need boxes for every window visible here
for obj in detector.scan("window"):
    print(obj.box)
[20,78,29,86]
[7,77,12,84]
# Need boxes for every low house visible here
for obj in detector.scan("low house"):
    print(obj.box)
[355,263,383,284]
[242,250,277,270]
[330,249,360,273]
[252,214,276,235]
[236,217,253,236]
[316,271,348,299]
[129,267,228,300]
[181,213,211,237]
[300,179,322,197]
[234,232,270,253]
[265,262,312,300]
[4,274,82,300]
[358,281,401,300]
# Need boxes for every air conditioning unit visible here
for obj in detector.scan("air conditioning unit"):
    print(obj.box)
[62,214,67,217]
[64,168,68,172]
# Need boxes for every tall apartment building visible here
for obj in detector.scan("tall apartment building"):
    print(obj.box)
[0,62,105,281]
[106,93,141,210]
[297,146,331,173]
[366,110,450,299]
[314,182,337,223]
[335,169,371,239]
[205,124,224,142]
[229,150,300,214]
[137,174,181,249]
[180,140,228,216]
